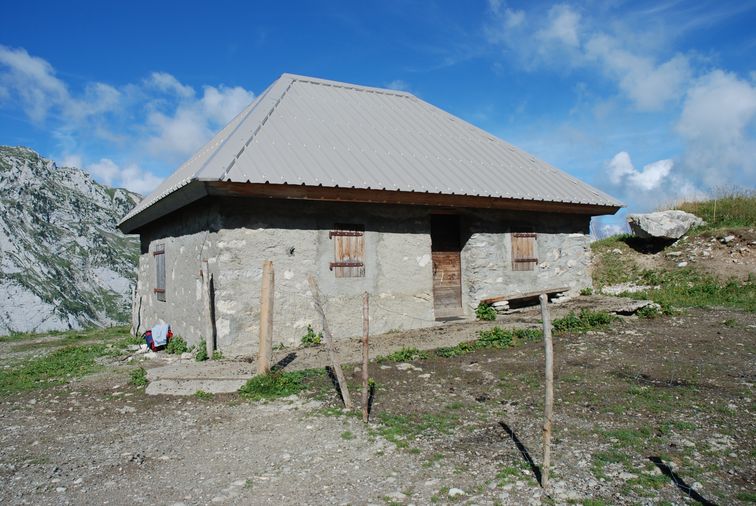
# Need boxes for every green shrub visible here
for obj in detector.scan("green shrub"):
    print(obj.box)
[130,367,148,387]
[165,336,188,354]
[377,347,429,362]
[300,325,322,347]
[195,342,208,362]
[239,371,309,401]
[475,303,496,321]
[636,304,661,319]
[212,350,223,360]
[580,287,593,296]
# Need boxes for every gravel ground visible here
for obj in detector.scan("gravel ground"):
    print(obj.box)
[1,305,754,505]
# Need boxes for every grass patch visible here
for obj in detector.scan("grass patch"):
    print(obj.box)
[340,430,354,440]
[377,347,428,363]
[552,309,616,333]
[130,367,148,388]
[194,390,213,400]
[631,268,755,312]
[435,327,542,358]
[0,344,116,396]
[376,411,460,448]
[671,189,756,228]
[238,369,322,401]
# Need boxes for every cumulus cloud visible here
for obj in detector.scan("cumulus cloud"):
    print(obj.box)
[0,46,255,195]
[485,3,692,110]
[676,70,756,187]
[603,151,702,211]
[85,158,162,195]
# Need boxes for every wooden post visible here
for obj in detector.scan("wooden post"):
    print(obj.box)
[539,293,554,490]
[202,261,215,358]
[362,292,369,423]
[307,275,353,409]
[257,261,274,375]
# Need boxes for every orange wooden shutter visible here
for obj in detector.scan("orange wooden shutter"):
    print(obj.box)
[511,233,537,271]
[330,224,365,278]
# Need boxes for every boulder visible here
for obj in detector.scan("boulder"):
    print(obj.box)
[627,211,704,240]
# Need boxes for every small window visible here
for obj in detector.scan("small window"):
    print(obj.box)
[329,224,365,278]
[511,233,537,271]
[154,244,166,301]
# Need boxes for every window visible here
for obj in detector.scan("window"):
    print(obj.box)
[329,224,365,278]
[154,244,166,301]
[511,233,537,271]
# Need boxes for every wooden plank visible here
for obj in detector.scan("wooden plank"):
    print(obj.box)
[202,261,215,358]
[208,181,621,216]
[362,292,369,423]
[480,287,569,306]
[307,275,353,409]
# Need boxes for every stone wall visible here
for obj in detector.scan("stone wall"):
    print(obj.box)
[134,197,592,356]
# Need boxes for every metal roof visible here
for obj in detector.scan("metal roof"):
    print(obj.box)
[120,73,621,230]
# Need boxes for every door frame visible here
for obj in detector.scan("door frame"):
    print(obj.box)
[430,213,464,320]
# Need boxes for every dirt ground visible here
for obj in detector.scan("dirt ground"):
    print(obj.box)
[1,306,754,505]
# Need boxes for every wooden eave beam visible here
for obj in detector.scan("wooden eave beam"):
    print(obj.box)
[205,181,620,216]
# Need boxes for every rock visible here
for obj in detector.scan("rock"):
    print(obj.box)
[665,251,682,257]
[677,261,688,267]
[180,352,193,360]
[721,235,736,244]
[448,488,465,498]
[627,210,704,240]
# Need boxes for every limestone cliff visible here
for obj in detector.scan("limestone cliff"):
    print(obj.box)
[0,146,141,335]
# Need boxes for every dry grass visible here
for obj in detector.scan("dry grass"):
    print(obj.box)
[667,188,756,228]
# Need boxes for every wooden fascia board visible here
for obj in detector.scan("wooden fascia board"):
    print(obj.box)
[205,181,621,216]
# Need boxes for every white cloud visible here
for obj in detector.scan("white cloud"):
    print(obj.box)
[386,79,411,92]
[0,46,256,191]
[537,4,581,48]
[676,70,756,188]
[503,8,525,29]
[607,151,674,191]
[0,45,68,122]
[85,158,162,195]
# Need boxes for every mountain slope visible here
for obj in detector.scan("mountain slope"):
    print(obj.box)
[0,146,141,335]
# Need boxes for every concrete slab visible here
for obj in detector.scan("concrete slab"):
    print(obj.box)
[145,360,255,396]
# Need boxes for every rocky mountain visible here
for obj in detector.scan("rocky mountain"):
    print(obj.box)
[0,146,141,335]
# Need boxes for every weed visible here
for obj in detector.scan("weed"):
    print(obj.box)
[552,309,615,333]
[130,367,148,388]
[736,491,756,502]
[478,326,513,347]
[723,318,737,328]
[300,325,322,347]
[580,287,593,296]
[377,347,428,363]
[341,430,354,440]
[194,390,213,400]
[422,452,445,468]
[239,370,313,401]
[195,342,208,362]
[212,350,223,360]
[0,344,115,396]
[475,303,496,321]
[636,304,662,318]
[165,336,189,354]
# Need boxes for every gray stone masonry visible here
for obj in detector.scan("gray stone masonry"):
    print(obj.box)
[135,198,592,357]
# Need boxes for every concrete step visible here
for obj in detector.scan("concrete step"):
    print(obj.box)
[146,378,248,396]
[145,359,255,396]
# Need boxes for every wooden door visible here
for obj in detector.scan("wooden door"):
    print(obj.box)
[431,215,463,318]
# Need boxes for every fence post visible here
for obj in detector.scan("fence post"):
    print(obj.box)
[257,260,274,375]
[362,292,370,422]
[539,293,554,490]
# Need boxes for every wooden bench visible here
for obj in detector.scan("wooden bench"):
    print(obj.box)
[480,287,569,307]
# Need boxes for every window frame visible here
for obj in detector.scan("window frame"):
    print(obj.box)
[153,243,166,301]
[511,232,538,271]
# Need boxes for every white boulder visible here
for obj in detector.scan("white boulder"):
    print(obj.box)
[627,211,704,240]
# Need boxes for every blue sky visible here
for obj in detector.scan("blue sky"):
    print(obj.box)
[1,0,754,234]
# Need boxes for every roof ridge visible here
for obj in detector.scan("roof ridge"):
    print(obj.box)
[282,73,415,98]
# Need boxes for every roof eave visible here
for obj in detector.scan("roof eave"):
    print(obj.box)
[118,180,209,234]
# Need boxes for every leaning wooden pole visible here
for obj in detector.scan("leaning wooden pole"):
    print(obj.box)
[362,292,370,423]
[539,293,554,490]
[257,261,274,375]
[202,261,215,359]
[307,275,353,409]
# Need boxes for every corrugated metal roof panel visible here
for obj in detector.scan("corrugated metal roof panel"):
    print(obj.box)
[120,73,621,228]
